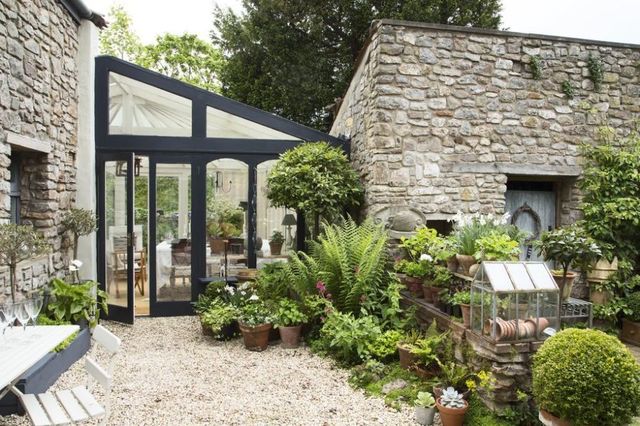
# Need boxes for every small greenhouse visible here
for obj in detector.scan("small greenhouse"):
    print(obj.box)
[470,262,560,342]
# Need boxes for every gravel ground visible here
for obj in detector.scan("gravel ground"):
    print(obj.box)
[4,317,414,426]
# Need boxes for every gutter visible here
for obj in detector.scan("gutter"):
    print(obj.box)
[59,0,107,28]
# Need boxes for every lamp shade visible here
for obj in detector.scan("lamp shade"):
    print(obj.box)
[281,213,297,226]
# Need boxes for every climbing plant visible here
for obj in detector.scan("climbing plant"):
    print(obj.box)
[587,54,604,91]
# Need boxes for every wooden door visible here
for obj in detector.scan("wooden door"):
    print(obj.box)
[505,189,556,262]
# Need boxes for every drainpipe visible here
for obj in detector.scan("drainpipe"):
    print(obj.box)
[67,0,107,28]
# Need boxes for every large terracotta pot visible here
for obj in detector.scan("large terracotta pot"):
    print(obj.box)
[436,398,469,426]
[446,255,459,273]
[269,241,283,256]
[455,254,477,276]
[460,303,470,328]
[552,271,578,301]
[239,322,272,351]
[397,343,417,370]
[209,237,226,255]
[621,318,640,346]
[538,408,572,426]
[279,325,302,349]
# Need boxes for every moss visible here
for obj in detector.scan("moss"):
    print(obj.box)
[53,331,78,352]
[465,394,513,426]
[354,363,433,410]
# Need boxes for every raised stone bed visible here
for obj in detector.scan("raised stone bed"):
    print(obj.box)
[402,292,541,411]
[0,327,91,415]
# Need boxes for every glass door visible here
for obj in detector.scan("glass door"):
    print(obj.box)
[149,158,195,316]
[100,153,136,324]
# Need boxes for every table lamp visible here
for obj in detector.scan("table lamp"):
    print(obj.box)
[281,213,297,250]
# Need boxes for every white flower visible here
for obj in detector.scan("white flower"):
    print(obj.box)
[69,259,83,272]
[224,286,236,295]
[419,254,433,262]
[499,212,511,225]
[249,294,259,301]
[240,291,246,296]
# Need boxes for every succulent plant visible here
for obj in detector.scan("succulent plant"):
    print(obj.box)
[440,387,465,409]
[415,391,436,408]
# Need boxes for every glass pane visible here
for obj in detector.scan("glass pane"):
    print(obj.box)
[134,157,149,315]
[206,106,300,139]
[156,164,192,302]
[105,161,128,307]
[505,263,535,291]
[484,263,514,293]
[256,160,294,266]
[526,263,558,290]
[109,72,192,137]
[205,159,248,277]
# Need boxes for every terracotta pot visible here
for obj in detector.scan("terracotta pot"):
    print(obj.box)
[397,343,417,370]
[239,322,272,351]
[538,408,572,426]
[446,255,459,273]
[278,325,302,348]
[269,241,283,256]
[436,397,469,426]
[411,364,440,380]
[209,237,226,255]
[422,284,434,303]
[552,271,577,301]
[586,257,618,283]
[460,304,471,328]
[621,318,640,346]
[468,263,480,278]
[415,406,436,426]
[404,276,424,297]
[455,254,477,276]
[524,317,549,339]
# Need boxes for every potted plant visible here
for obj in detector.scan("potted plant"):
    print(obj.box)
[269,230,285,255]
[238,297,273,351]
[397,329,421,370]
[409,321,447,379]
[46,278,108,328]
[533,329,640,426]
[274,298,308,348]
[396,259,430,298]
[200,299,238,340]
[450,291,471,328]
[424,266,452,304]
[436,387,469,426]
[433,361,473,400]
[414,391,436,426]
[207,199,244,254]
[535,225,601,301]
[435,236,460,273]
[0,224,48,303]
[61,208,98,263]
[473,232,521,275]
[621,292,640,346]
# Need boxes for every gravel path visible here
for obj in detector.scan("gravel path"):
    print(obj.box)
[4,317,414,426]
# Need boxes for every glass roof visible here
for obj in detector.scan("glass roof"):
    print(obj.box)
[475,262,558,293]
[206,107,300,140]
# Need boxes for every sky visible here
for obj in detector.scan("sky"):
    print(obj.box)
[84,0,640,45]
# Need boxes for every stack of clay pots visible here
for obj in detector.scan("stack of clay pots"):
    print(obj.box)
[484,317,550,341]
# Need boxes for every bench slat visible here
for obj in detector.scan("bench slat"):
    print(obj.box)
[38,392,70,425]
[57,389,89,422]
[21,393,51,426]
[71,385,105,418]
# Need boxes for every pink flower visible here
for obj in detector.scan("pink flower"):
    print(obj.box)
[316,281,326,294]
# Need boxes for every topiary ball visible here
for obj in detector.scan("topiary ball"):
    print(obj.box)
[532,328,640,426]
[627,292,640,323]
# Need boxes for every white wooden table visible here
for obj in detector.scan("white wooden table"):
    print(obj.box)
[0,325,80,399]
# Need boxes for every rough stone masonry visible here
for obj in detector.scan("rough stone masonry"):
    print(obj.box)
[331,20,640,227]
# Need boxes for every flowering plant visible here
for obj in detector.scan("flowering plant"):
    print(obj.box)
[450,211,525,256]
[239,298,273,327]
[400,227,444,261]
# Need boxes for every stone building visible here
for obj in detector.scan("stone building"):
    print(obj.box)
[0,0,103,293]
[331,20,640,245]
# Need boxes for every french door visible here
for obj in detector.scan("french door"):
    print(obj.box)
[98,152,136,324]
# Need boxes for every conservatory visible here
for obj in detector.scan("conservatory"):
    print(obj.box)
[95,56,346,322]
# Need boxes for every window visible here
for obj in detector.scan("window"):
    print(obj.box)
[9,155,21,224]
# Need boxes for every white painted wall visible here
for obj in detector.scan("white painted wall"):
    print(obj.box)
[76,21,98,280]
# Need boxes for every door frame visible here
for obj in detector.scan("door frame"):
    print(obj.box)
[96,152,136,324]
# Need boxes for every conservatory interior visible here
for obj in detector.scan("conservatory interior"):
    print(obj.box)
[96,56,345,322]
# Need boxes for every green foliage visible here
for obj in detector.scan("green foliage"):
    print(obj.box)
[587,53,604,91]
[254,262,289,302]
[99,5,142,61]
[627,292,640,322]
[535,224,602,275]
[579,130,640,265]
[200,299,238,338]
[62,208,98,259]
[432,266,453,287]
[138,33,224,92]
[267,142,362,236]
[395,259,433,279]
[450,290,471,306]
[274,298,308,327]
[415,391,435,408]
[408,321,448,368]
[0,224,48,302]
[46,279,108,327]
[318,311,381,365]
[434,236,460,262]
[465,394,513,426]
[399,227,443,261]
[53,331,79,353]
[532,328,640,426]
[270,230,284,244]
[451,212,523,256]
[351,363,425,409]
[474,233,520,261]
[238,299,273,327]
[206,198,244,237]
[561,80,575,99]
[367,329,404,362]
[214,0,501,130]
[529,55,543,80]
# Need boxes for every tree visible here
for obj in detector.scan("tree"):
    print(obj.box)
[266,142,363,239]
[138,34,225,92]
[99,5,142,61]
[0,224,48,302]
[214,0,502,130]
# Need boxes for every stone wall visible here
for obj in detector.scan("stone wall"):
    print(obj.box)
[332,20,640,226]
[0,0,80,293]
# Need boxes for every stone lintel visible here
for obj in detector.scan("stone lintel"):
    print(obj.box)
[452,162,581,177]
[7,132,52,154]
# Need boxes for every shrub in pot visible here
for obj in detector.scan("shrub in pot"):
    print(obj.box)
[200,300,238,340]
[423,265,451,304]
[535,225,601,301]
[450,291,471,328]
[434,236,460,273]
[47,278,108,328]
[238,298,274,351]
[207,199,244,254]
[274,298,308,348]
[396,259,432,297]
[409,321,448,378]
[532,328,640,426]
[436,387,469,426]
[621,291,640,346]
[414,391,436,426]
[269,230,285,255]
[397,329,421,370]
